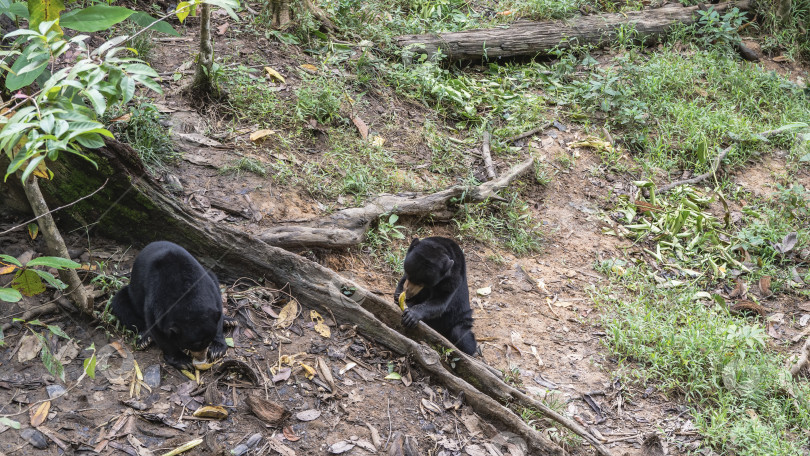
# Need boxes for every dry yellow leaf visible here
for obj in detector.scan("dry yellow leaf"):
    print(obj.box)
[192,405,228,420]
[30,400,50,427]
[32,160,51,180]
[310,310,331,338]
[300,64,318,73]
[371,136,385,147]
[0,263,17,275]
[250,129,276,142]
[264,67,286,83]
[299,362,316,380]
[276,300,298,329]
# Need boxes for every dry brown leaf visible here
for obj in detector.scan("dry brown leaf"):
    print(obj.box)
[366,423,382,449]
[110,113,132,123]
[351,116,369,139]
[246,395,289,425]
[216,23,229,35]
[729,279,747,299]
[276,300,298,328]
[18,333,42,363]
[773,55,790,62]
[30,401,50,427]
[530,345,544,367]
[262,305,279,318]
[310,310,331,338]
[250,129,276,142]
[266,439,296,456]
[759,276,772,297]
[283,426,300,442]
[509,330,524,356]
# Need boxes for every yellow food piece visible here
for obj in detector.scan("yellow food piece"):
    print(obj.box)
[398,292,407,311]
[192,405,229,420]
[180,369,196,381]
[193,362,214,371]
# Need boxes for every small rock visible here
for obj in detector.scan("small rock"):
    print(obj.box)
[21,428,48,449]
[143,364,161,389]
[46,384,66,399]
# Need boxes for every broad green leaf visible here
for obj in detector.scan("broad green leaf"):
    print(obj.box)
[175,1,191,22]
[128,11,181,37]
[34,331,65,381]
[20,154,46,183]
[125,63,158,77]
[28,0,64,29]
[83,352,97,378]
[84,88,107,115]
[0,254,23,267]
[74,133,105,149]
[60,5,135,32]
[11,269,45,296]
[46,324,69,339]
[0,287,22,303]
[0,417,20,429]
[27,256,79,269]
[34,269,67,290]
[27,222,39,240]
[6,50,49,91]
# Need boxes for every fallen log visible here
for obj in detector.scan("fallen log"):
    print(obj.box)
[1,140,613,455]
[395,1,750,61]
[260,156,535,249]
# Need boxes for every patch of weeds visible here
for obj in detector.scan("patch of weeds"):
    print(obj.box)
[220,157,268,177]
[534,161,554,186]
[298,130,406,201]
[592,270,810,455]
[89,262,127,296]
[363,213,409,272]
[105,101,177,172]
[755,0,810,60]
[557,47,810,171]
[220,66,289,128]
[327,0,481,44]
[295,75,344,124]
[122,23,156,63]
[455,189,542,255]
[496,0,583,20]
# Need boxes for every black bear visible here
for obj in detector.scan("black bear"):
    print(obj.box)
[111,241,233,370]
[395,237,477,355]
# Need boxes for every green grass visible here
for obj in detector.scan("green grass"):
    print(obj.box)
[548,47,810,172]
[220,157,268,177]
[105,101,177,172]
[595,181,810,454]
[594,267,810,455]
[455,188,543,254]
[220,66,290,128]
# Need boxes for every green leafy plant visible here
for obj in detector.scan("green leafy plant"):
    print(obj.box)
[0,254,80,302]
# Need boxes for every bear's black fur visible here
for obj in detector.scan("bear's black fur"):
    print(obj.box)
[111,241,231,370]
[395,237,477,355]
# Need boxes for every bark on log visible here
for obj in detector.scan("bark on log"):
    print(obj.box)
[260,156,535,249]
[1,140,612,455]
[395,1,750,61]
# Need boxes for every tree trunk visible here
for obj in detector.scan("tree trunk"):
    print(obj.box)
[3,140,614,455]
[21,176,92,313]
[188,3,219,99]
[395,1,750,61]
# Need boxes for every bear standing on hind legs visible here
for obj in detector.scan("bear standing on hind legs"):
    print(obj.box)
[395,237,477,355]
[111,241,234,371]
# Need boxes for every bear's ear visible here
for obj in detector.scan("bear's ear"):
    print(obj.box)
[407,238,421,252]
[439,256,454,278]
[168,326,179,337]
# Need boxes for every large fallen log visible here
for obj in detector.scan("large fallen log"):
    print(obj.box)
[1,140,613,455]
[395,1,750,61]
[260,157,535,249]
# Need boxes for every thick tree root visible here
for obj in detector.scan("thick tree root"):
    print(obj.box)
[260,156,536,248]
[12,141,613,455]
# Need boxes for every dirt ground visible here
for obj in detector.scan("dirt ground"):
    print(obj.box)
[2,6,810,456]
